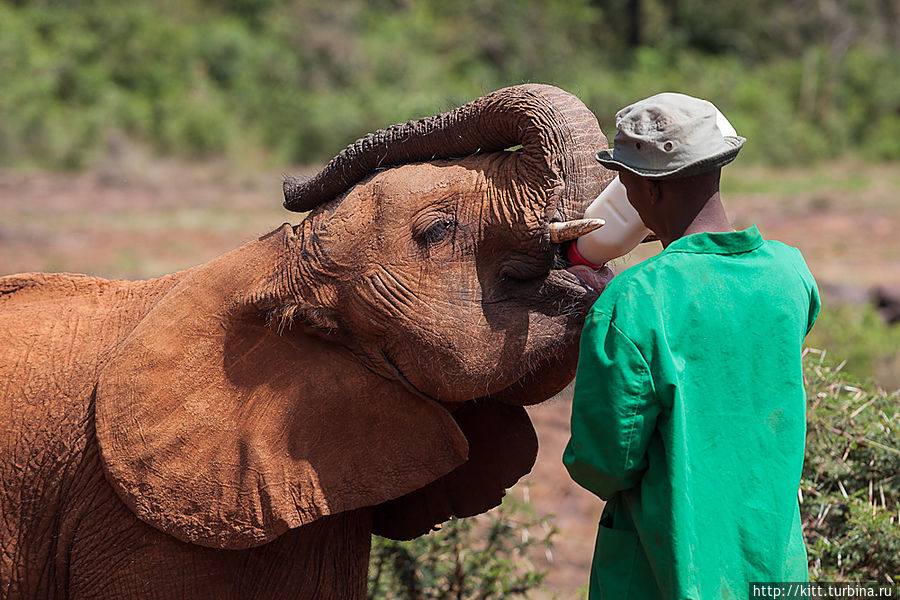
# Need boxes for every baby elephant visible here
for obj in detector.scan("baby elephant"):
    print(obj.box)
[0,84,612,599]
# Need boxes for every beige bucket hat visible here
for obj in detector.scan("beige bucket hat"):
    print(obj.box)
[595,92,745,179]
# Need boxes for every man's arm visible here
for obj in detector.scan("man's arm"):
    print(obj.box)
[789,246,820,335]
[563,310,660,500]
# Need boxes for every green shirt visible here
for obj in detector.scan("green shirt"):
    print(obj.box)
[564,226,820,600]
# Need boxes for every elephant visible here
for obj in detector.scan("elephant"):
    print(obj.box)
[0,84,613,599]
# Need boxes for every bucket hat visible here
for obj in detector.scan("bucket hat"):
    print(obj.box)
[595,92,745,179]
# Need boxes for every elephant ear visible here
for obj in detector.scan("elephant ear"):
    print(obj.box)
[371,401,538,540]
[95,225,468,550]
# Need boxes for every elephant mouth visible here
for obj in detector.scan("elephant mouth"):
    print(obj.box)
[547,234,610,296]
[549,265,603,301]
[564,263,614,293]
[547,214,616,293]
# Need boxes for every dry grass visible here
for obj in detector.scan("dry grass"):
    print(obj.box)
[0,159,309,279]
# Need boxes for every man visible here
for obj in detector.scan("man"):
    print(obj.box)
[563,93,820,599]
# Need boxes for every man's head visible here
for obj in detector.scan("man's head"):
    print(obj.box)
[618,168,722,237]
[595,92,744,180]
[596,93,743,243]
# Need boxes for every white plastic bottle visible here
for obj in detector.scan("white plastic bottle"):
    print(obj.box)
[569,175,649,268]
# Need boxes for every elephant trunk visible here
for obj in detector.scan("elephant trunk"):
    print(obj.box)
[283,84,612,220]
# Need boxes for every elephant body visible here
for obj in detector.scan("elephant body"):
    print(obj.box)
[0,85,612,598]
[1,272,371,599]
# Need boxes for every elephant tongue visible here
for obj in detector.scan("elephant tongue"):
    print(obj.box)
[566,264,614,293]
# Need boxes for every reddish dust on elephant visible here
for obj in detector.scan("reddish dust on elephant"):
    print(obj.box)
[0,85,613,599]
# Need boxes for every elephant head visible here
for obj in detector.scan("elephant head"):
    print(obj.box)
[95,84,614,550]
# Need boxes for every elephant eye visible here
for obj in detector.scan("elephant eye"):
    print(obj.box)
[416,215,459,246]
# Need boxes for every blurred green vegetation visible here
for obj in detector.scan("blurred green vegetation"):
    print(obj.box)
[0,0,897,169]
[807,303,900,391]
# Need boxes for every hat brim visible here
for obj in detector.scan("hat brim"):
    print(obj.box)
[595,136,746,180]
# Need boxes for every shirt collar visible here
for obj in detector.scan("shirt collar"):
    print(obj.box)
[662,225,764,255]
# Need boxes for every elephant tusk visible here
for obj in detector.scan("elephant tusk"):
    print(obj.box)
[549,218,605,244]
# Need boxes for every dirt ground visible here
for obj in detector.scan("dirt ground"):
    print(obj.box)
[1,158,898,598]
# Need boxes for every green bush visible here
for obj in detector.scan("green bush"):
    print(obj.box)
[801,351,900,583]
[368,493,555,599]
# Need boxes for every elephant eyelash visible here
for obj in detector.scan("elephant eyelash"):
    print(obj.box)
[417,217,459,246]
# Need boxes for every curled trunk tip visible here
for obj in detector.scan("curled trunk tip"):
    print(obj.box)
[282,84,611,215]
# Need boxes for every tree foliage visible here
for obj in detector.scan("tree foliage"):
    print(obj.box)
[0,0,897,168]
